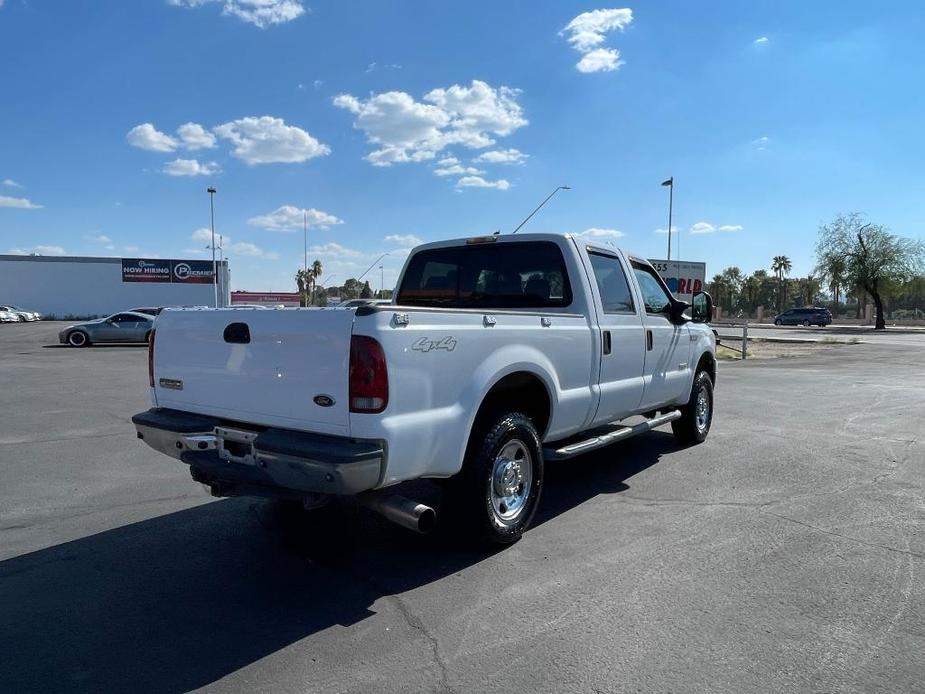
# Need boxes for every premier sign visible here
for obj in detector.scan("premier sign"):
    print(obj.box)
[649,259,706,301]
[121,258,214,284]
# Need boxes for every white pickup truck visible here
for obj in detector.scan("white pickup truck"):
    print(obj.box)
[133,233,716,545]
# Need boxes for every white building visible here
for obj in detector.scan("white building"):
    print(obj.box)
[0,254,230,318]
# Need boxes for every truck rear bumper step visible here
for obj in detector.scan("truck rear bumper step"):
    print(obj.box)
[543,410,682,460]
[133,407,385,495]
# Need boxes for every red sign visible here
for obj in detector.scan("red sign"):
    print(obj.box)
[231,291,300,306]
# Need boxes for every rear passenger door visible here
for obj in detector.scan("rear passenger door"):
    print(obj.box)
[585,249,646,425]
[630,261,692,410]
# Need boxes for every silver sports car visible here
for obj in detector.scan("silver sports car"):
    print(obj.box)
[58,311,154,347]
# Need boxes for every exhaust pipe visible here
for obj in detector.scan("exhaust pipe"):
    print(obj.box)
[360,494,436,534]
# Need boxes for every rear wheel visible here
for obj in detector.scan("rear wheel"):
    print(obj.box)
[802,319,810,326]
[774,319,782,326]
[672,370,714,444]
[451,411,543,546]
[67,330,89,347]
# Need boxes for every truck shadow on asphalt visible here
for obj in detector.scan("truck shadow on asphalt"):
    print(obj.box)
[0,432,681,693]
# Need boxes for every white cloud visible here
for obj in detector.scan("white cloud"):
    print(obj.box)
[561,8,632,73]
[309,242,363,258]
[84,233,112,243]
[247,205,343,231]
[162,158,221,176]
[333,80,527,167]
[167,0,306,28]
[456,176,511,191]
[127,123,178,152]
[191,228,217,243]
[754,36,769,44]
[213,116,330,164]
[576,48,623,73]
[176,122,216,150]
[2,178,23,188]
[690,221,744,234]
[434,163,484,177]
[473,148,528,165]
[654,226,679,235]
[8,245,65,256]
[689,222,716,234]
[0,195,43,209]
[123,245,140,252]
[384,234,423,247]
[579,227,624,238]
[229,241,279,259]
[752,135,769,151]
[313,79,323,89]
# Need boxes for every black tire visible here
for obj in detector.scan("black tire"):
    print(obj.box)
[802,319,810,327]
[451,412,544,546]
[67,330,89,347]
[671,370,714,444]
[774,319,781,326]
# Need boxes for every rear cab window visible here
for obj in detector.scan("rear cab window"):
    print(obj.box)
[397,241,572,309]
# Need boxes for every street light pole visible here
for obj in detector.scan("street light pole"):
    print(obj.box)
[207,186,217,307]
[511,185,571,234]
[379,265,384,298]
[303,210,308,275]
[661,177,673,262]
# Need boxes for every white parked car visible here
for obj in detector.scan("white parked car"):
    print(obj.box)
[134,234,716,545]
[0,305,40,321]
[0,308,20,323]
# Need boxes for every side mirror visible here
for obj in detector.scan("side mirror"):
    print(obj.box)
[666,300,689,324]
[691,291,713,323]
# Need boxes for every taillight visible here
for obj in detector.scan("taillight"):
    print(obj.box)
[148,329,156,387]
[349,335,388,413]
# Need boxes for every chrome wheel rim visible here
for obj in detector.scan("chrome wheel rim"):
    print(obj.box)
[69,332,85,346]
[695,386,711,433]
[490,439,533,523]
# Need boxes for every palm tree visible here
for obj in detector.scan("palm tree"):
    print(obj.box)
[771,255,792,311]
[295,269,312,307]
[816,254,846,310]
[309,259,323,304]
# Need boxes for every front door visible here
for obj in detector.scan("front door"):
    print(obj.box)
[585,250,646,425]
[630,261,692,410]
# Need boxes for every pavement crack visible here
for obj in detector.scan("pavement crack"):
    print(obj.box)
[384,592,456,694]
[761,510,925,560]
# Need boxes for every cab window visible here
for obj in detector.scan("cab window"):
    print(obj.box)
[631,262,673,314]
[588,252,635,314]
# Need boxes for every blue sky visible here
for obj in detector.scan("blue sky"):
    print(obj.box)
[2,0,924,291]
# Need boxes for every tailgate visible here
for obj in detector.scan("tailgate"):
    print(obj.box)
[152,309,354,435]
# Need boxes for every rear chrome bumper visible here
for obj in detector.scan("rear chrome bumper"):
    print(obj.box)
[132,408,385,496]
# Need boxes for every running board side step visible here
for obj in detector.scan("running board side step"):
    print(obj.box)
[543,410,682,460]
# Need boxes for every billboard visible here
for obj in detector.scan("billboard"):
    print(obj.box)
[122,258,214,284]
[649,259,706,301]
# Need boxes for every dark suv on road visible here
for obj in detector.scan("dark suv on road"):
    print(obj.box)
[773,307,832,326]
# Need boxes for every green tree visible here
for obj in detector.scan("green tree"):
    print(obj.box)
[771,255,792,311]
[294,269,312,307]
[817,213,925,329]
[309,259,323,303]
[816,254,847,308]
[360,280,372,299]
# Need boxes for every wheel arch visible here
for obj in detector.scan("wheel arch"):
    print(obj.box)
[694,349,717,386]
[466,370,554,453]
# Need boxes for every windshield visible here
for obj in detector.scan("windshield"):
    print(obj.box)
[396,241,572,309]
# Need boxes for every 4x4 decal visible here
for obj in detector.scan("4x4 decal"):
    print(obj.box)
[411,336,457,353]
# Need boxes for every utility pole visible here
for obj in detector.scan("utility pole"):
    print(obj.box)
[380,265,384,298]
[303,210,308,274]
[207,186,217,307]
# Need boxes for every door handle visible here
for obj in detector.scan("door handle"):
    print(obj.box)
[646,329,653,351]
[602,330,612,355]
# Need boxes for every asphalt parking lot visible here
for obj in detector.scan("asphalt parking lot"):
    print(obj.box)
[1,321,923,693]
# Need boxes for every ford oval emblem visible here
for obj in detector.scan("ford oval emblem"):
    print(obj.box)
[313,394,335,408]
